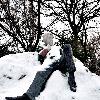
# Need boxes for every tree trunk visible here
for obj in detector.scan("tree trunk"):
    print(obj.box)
[27,0,37,51]
[32,0,42,52]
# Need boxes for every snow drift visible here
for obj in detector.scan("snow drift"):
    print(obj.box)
[0,46,100,100]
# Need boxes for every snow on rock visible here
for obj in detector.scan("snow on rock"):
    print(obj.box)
[0,46,100,100]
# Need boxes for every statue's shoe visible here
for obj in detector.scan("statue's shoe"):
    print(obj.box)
[5,94,31,100]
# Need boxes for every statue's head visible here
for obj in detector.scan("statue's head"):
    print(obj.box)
[42,33,53,46]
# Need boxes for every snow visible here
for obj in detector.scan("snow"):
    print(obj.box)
[0,46,100,100]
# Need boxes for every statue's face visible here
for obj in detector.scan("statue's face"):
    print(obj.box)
[42,33,53,46]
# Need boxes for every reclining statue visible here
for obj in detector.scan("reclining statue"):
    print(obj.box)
[5,44,77,100]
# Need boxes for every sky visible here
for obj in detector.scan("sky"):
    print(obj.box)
[0,46,100,100]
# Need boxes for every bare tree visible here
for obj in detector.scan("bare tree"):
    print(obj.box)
[0,0,41,52]
[41,0,100,60]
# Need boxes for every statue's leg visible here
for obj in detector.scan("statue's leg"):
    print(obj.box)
[5,66,56,100]
[60,44,77,92]
[26,67,54,99]
[68,72,77,92]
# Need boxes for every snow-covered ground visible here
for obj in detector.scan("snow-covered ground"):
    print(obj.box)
[0,46,100,100]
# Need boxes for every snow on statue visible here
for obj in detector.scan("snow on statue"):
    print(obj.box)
[5,44,77,100]
[5,33,77,100]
